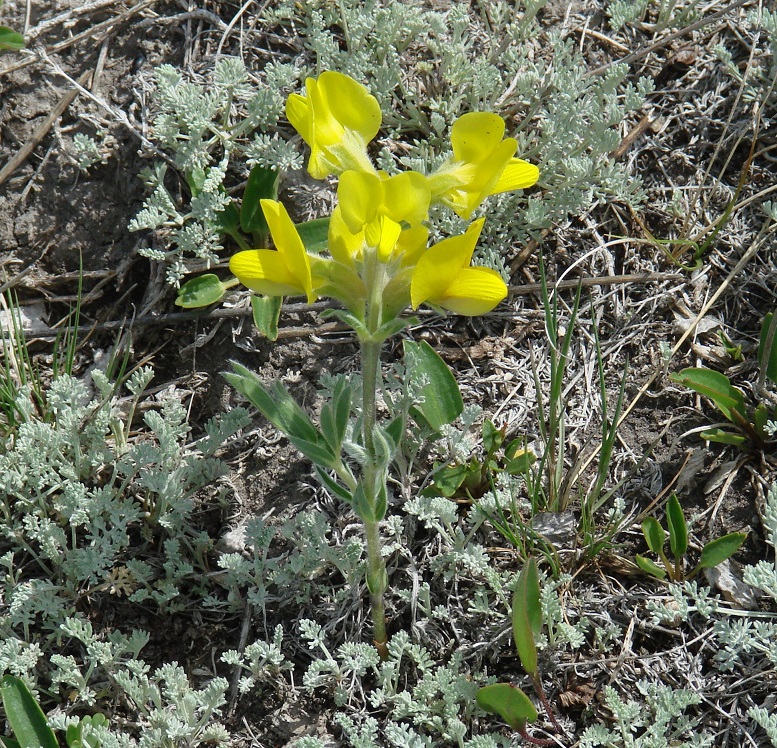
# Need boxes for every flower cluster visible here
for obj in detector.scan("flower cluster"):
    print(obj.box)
[229,71,539,335]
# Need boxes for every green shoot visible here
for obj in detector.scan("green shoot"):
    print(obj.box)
[636,493,747,582]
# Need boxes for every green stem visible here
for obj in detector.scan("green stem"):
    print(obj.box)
[358,249,392,659]
[360,336,389,660]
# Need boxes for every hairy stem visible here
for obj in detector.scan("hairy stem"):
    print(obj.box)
[360,335,389,660]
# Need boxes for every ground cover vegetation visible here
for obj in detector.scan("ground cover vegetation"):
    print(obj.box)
[1,0,777,746]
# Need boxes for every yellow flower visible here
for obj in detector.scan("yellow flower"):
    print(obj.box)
[229,200,316,302]
[286,71,381,179]
[428,112,539,219]
[410,218,507,316]
[337,170,431,261]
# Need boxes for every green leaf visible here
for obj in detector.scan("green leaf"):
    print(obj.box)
[0,676,59,748]
[431,464,468,497]
[240,165,278,239]
[505,448,536,474]
[759,313,777,386]
[224,363,335,467]
[0,27,25,51]
[175,274,227,308]
[669,368,747,424]
[476,683,537,730]
[635,554,667,579]
[695,532,747,571]
[352,483,376,523]
[187,167,206,196]
[754,403,769,438]
[482,419,504,454]
[384,415,405,450]
[315,467,353,504]
[213,199,240,235]
[666,493,688,559]
[700,428,749,447]
[641,517,666,555]
[404,340,463,431]
[512,557,541,677]
[251,294,282,341]
[296,217,330,252]
[320,377,351,453]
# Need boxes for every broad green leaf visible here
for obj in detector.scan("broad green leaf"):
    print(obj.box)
[0,27,25,51]
[759,313,777,386]
[635,554,667,579]
[175,274,226,308]
[251,294,282,341]
[1,738,22,748]
[240,165,278,239]
[404,340,463,431]
[187,166,206,196]
[384,415,405,450]
[669,368,747,424]
[695,532,747,571]
[213,199,240,235]
[375,317,412,340]
[476,683,537,730]
[700,428,749,447]
[0,676,59,748]
[641,517,666,555]
[296,216,330,252]
[431,463,467,497]
[286,435,337,468]
[505,448,536,475]
[512,557,541,677]
[666,494,688,559]
[482,419,503,454]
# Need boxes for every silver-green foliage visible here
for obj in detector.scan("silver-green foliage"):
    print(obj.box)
[0,366,248,745]
[711,481,777,744]
[130,58,302,285]
[579,682,711,748]
[266,0,652,270]
[135,1,653,285]
[0,364,248,644]
[714,8,777,106]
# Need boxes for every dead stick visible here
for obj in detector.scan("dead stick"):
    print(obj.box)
[509,271,682,295]
[0,69,91,186]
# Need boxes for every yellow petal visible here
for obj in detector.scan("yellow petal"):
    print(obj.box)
[229,249,303,297]
[437,267,507,316]
[491,158,540,194]
[450,112,506,164]
[397,225,430,266]
[338,170,381,232]
[260,200,315,302]
[285,93,311,144]
[376,216,402,262]
[381,172,431,226]
[328,205,363,265]
[306,76,344,147]
[410,219,485,309]
[317,71,381,145]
